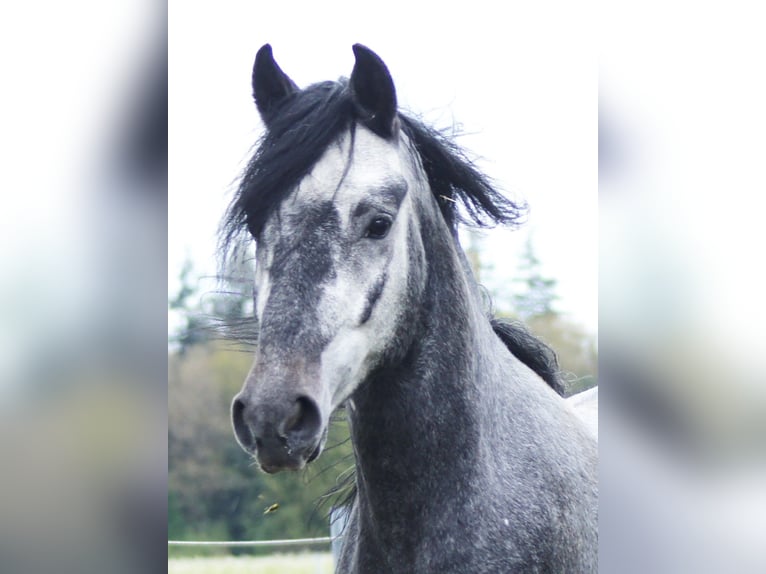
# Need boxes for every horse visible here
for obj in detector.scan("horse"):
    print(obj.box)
[223,44,598,573]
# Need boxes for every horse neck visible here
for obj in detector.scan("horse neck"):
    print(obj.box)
[347,204,496,545]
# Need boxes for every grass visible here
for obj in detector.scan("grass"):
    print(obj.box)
[168,553,334,574]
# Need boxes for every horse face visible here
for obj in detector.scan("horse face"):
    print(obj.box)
[232,126,425,472]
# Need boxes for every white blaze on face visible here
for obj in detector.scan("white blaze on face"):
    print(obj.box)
[254,240,274,323]
[254,125,424,410]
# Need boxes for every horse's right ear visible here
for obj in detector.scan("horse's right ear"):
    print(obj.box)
[252,44,298,124]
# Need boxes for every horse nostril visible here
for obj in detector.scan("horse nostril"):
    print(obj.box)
[232,397,255,450]
[282,396,321,441]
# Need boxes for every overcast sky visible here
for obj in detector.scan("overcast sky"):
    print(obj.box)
[169,1,596,334]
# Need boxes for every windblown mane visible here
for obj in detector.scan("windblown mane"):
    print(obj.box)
[218,77,562,394]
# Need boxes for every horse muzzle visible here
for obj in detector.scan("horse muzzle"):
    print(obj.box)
[231,393,325,473]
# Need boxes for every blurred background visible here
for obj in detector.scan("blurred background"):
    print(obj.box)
[600,2,766,571]
[1,0,764,573]
[1,1,168,573]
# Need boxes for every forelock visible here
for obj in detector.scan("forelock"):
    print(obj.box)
[218,80,356,267]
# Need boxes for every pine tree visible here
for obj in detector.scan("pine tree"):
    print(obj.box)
[169,259,210,354]
[169,255,256,354]
[512,235,559,319]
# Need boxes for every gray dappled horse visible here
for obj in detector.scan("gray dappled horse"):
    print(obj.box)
[224,44,598,573]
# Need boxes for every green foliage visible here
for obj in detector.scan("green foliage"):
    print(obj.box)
[168,342,353,555]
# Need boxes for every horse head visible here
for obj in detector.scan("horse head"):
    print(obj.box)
[230,45,429,473]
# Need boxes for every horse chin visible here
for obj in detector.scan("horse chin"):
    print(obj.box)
[256,451,309,474]
[258,461,299,474]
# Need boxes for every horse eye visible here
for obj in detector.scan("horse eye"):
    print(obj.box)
[365,216,392,239]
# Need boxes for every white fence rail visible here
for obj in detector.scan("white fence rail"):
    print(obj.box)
[168,537,334,547]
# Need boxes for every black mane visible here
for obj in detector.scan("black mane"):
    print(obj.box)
[218,78,526,263]
[491,318,565,396]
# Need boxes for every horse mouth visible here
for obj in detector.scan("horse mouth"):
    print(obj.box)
[254,437,324,474]
[307,442,322,463]
[256,451,307,474]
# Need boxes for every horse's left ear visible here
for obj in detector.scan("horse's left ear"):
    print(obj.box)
[350,44,399,138]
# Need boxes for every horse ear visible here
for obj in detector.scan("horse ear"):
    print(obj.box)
[350,44,398,138]
[252,44,298,123]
